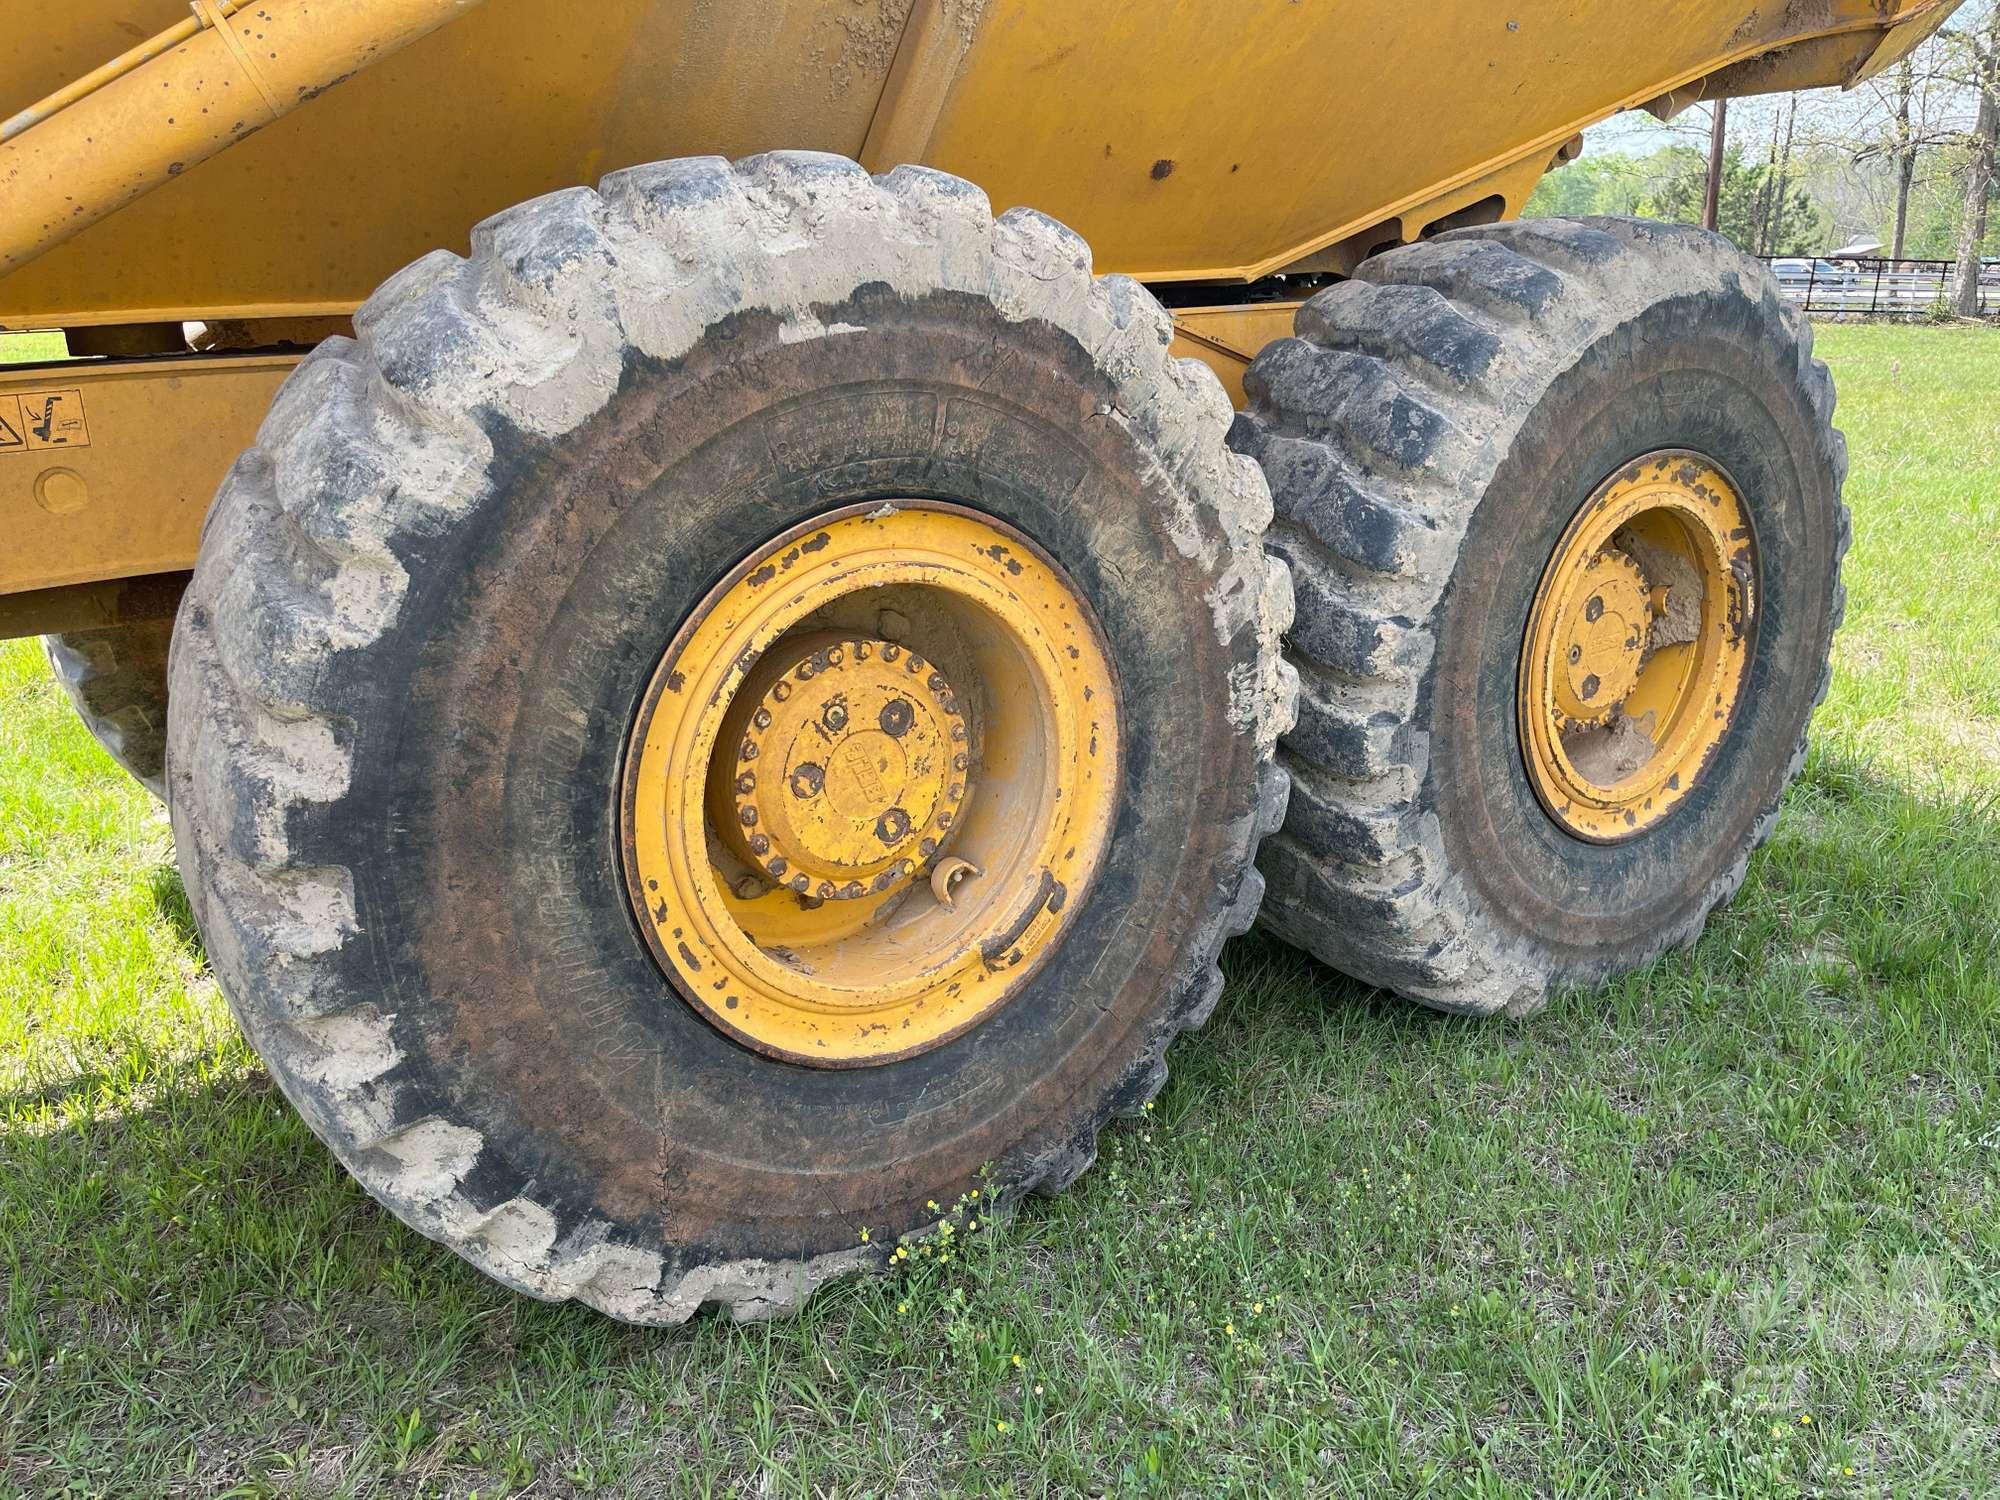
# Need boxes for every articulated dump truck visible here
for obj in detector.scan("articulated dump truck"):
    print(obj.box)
[0,1,1960,1322]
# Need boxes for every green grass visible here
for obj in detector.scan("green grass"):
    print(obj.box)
[1811,325,2000,795]
[2,324,1996,1497]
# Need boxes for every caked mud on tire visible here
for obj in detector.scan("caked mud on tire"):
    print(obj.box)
[45,618,174,799]
[1234,217,1846,1015]
[167,153,1294,1323]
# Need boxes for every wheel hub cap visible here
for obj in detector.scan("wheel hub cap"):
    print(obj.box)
[721,635,968,901]
[620,504,1121,1066]
[1551,547,1650,726]
[1519,451,1758,842]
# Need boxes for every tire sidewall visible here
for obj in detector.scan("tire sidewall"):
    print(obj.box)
[308,286,1262,1264]
[1427,289,1841,972]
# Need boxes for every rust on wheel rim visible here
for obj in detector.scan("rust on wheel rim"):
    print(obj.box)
[620,503,1121,1066]
[1519,451,1758,842]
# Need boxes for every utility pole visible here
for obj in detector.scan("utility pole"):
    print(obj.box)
[1703,97,1729,231]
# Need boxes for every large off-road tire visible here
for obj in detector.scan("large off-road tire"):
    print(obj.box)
[167,153,1294,1323]
[44,619,173,799]
[1234,217,1844,1015]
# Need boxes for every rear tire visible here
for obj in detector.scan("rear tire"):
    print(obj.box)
[44,620,172,799]
[167,154,1293,1323]
[1234,217,1845,1015]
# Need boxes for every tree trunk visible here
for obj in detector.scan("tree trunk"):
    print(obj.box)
[1704,98,1728,232]
[1768,95,1800,255]
[1754,114,1783,255]
[1892,58,1915,261]
[1953,47,1998,317]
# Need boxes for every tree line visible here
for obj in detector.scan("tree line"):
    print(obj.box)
[1527,1,1998,314]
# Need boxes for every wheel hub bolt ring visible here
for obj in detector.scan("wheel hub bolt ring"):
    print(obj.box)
[728,635,966,899]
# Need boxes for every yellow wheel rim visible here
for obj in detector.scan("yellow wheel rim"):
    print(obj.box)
[621,503,1120,1066]
[1519,451,1757,842]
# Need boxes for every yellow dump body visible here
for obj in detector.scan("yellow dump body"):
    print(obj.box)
[0,0,1956,330]
[0,0,1959,615]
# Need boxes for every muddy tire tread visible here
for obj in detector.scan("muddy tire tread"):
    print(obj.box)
[169,152,1295,1324]
[1234,216,1844,1016]
[44,620,174,799]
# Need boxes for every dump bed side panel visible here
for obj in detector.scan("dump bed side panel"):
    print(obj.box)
[0,0,1956,326]
[923,0,1952,281]
[0,0,891,326]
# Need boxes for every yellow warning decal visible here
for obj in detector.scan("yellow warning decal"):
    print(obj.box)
[0,388,89,452]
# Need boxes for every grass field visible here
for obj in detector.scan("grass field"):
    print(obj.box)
[1,323,1995,1497]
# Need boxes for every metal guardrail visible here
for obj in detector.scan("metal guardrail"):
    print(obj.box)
[1763,257,2000,317]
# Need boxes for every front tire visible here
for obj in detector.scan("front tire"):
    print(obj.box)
[1235,217,1845,1015]
[167,154,1293,1322]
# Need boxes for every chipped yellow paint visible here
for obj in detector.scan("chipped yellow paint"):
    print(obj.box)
[621,504,1119,1067]
[1519,453,1755,843]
